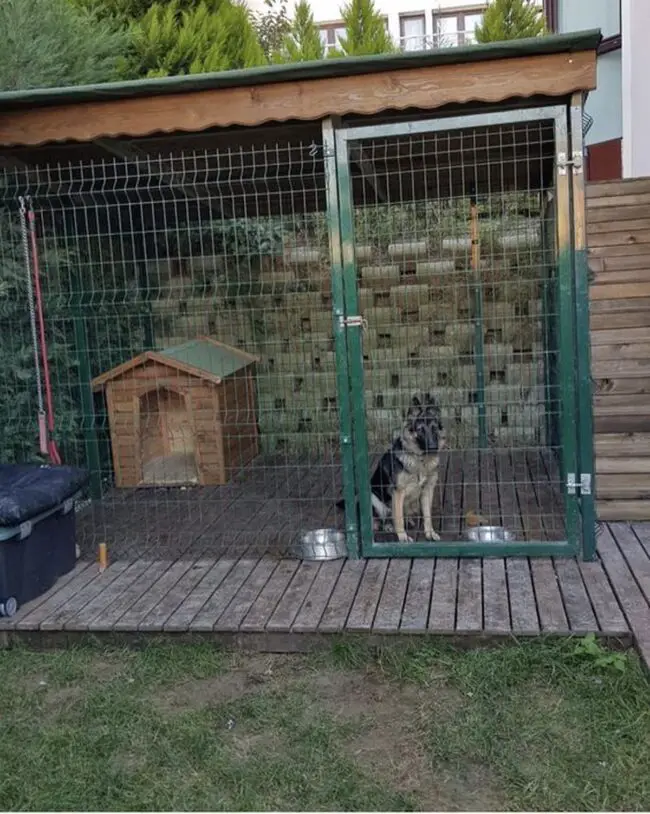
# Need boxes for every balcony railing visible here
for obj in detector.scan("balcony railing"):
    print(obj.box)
[399,31,477,52]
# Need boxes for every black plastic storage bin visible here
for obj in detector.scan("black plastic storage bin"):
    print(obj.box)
[0,464,89,618]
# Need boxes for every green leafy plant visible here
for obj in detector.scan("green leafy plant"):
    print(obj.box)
[475,0,546,43]
[0,204,148,479]
[573,633,628,673]
[253,0,292,61]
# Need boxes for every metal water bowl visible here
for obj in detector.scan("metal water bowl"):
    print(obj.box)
[292,529,347,561]
[466,525,514,543]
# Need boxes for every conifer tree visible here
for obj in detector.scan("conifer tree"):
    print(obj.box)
[474,0,546,43]
[274,0,325,63]
[335,0,395,57]
[0,0,127,90]
[124,0,265,78]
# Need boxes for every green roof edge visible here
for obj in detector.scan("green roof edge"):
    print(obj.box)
[0,30,601,112]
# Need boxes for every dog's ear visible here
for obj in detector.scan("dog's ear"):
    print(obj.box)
[423,393,440,413]
[406,399,422,420]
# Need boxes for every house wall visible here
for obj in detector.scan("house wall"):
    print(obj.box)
[621,0,650,178]
[557,0,621,150]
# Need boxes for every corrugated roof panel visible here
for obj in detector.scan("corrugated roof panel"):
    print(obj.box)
[0,31,601,112]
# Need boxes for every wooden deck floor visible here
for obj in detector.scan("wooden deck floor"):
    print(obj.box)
[2,523,649,670]
[75,448,565,560]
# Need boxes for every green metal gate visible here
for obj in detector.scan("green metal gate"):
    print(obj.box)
[325,105,594,559]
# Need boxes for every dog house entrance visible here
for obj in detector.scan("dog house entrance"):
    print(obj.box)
[139,387,198,486]
[333,107,585,557]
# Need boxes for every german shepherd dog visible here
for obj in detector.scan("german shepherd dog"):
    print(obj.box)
[371,393,445,542]
[338,393,445,542]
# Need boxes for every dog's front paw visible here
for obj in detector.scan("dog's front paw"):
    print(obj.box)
[425,528,441,541]
[397,531,413,543]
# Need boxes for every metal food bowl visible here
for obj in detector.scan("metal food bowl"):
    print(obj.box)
[466,525,514,543]
[292,529,347,561]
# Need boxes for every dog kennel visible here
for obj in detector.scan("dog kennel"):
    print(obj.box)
[92,339,259,487]
[0,31,598,560]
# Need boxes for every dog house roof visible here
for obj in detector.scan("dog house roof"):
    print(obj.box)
[91,337,258,391]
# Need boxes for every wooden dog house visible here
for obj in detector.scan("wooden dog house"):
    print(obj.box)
[92,338,259,487]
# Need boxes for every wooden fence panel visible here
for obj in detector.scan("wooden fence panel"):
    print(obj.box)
[588,177,650,520]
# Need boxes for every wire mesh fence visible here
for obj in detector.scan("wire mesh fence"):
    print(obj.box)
[0,113,570,561]
[342,118,567,545]
[0,138,346,560]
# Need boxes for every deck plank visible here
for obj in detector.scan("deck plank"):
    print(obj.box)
[319,559,366,633]
[164,558,237,632]
[347,559,388,631]
[138,559,216,632]
[509,451,536,542]
[538,449,566,541]
[632,523,650,559]
[462,450,481,530]
[493,450,524,539]
[400,559,434,631]
[87,560,173,632]
[455,559,483,632]
[15,563,100,631]
[214,558,278,632]
[0,560,91,630]
[266,561,321,632]
[506,558,539,633]
[40,560,132,632]
[609,523,650,605]
[479,450,501,528]
[112,560,194,632]
[240,560,300,632]
[554,559,598,632]
[373,558,411,633]
[292,560,344,632]
[482,558,510,633]
[65,559,153,631]
[578,559,629,634]
[597,525,650,652]
[187,557,259,632]
[440,452,463,537]
[530,559,569,632]
[427,558,456,632]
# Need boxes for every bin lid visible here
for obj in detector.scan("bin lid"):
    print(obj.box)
[0,464,89,528]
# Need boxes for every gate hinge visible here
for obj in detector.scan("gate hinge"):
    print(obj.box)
[339,315,368,331]
[557,150,583,175]
[567,472,592,496]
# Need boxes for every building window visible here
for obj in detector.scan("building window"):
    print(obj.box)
[400,14,426,52]
[433,8,485,48]
[319,23,347,54]
[463,12,483,44]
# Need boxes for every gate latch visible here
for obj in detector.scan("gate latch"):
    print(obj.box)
[339,315,368,331]
[557,150,584,175]
[567,472,577,495]
[567,472,592,496]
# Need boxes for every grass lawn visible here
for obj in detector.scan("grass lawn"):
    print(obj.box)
[0,637,648,811]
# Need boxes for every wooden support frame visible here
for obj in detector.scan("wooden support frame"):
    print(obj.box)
[0,50,596,147]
